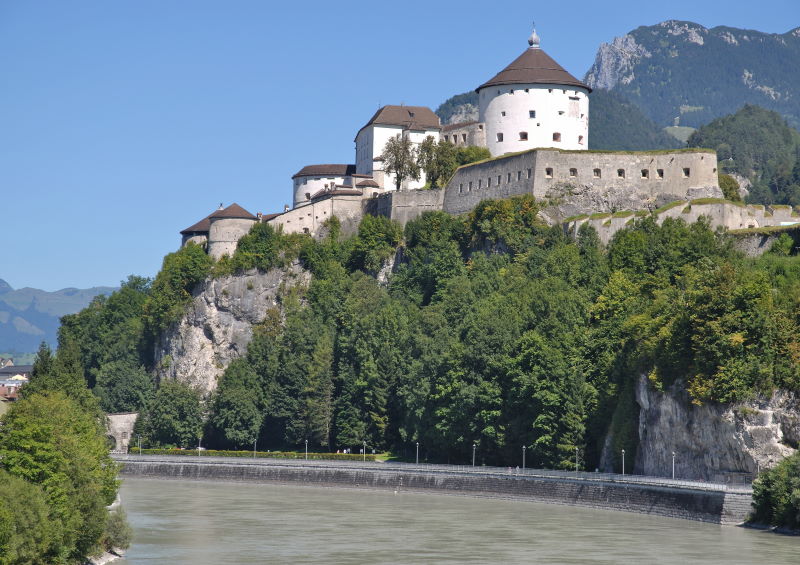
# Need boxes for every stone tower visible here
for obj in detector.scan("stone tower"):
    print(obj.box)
[477,27,591,156]
[207,203,258,260]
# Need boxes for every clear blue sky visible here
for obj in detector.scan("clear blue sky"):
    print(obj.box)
[2,0,797,291]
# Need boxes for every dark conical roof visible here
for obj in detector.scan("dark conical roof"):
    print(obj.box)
[209,203,257,220]
[476,47,591,92]
[180,209,217,234]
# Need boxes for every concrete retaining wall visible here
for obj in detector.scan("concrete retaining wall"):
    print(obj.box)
[118,458,752,525]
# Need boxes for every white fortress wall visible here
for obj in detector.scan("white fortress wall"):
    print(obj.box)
[293,174,352,208]
[480,84,589,156]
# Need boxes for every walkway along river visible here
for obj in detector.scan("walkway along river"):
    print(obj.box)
[114,454,753,525]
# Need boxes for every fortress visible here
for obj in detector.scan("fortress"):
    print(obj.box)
[179,28,798,257]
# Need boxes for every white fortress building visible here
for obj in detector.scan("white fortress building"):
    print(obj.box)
[179,26,794,256]
[477,28,590,155]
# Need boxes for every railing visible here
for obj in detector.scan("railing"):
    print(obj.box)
[113,453,753,493]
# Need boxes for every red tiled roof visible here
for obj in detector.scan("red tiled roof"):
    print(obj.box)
[292,164,356,179]
[209,203,257,220]
[477,48,591,92]
[356,179,380,188]
[356,105,441,139]
[180,210,217,234]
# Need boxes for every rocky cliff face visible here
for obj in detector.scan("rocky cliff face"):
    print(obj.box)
[633,375,798,482]
[154,264,310,394]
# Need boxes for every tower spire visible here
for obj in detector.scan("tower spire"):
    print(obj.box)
[528,22,540,49]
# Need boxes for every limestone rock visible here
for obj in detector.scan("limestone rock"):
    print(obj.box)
[584,34,651,91]
[631,375,798,482]
[154,264,310,394]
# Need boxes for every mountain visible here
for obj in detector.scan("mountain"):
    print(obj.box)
[0,278,116,353]
[434,89,681,151]
[585,21,800,129]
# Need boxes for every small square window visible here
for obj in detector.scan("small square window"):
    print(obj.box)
[496,132,504,142]
[501,111,506,117]
[578,135,584,145]
[519,131,528,141]
[656,169,664,179]
[558,110,565,115]
[525,88,529,93]
[545,168,553,178]
[548,88,553,93]
[683,168,691,178]
[593,168,601,179]
[641,169,649,179]
[510,89,514,94]
[552,132,561,142]
[569,168,577,178]
[529,110,536,118]
[617,169,626,179]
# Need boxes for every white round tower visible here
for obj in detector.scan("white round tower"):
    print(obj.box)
[477,27,591,156]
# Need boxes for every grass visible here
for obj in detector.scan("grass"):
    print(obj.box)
[588,212,612,220]
[729,224,800,236]
[563,214,589,222]
[612,210,634,218]
[664,126,696,143]
[682,205,692,213]
[689,197,745,207]
[652,201,687,214]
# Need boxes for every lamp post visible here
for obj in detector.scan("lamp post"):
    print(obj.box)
[305,439,308,461]
[253,438,257,459]
[137,434,141,456]
[522,445,526,471]
[472,444,476,467]
[672,451,675,480]
[621,449,625,476]
[416,442,419,465]
[198,437,202,457]
[363,440,366,462]
[575,447,579,473]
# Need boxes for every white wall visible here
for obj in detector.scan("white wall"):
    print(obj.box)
[293,175,352,208]
[355,124,440,190]
[479,84,589,156]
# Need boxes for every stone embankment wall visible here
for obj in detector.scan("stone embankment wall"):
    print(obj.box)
[154,265,310,393]
[369,189,445,226]
[118,458,752,525]
[565,200,800,246]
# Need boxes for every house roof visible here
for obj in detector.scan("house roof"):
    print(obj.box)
[310,188,363,200]
[442,121,480,132]
[477,47,591,92]
[356,105,441,139]
[180,210,217,235]
[209,203,257,220]
[356,179,380,188]
[0,365,32,377]
[292,164,357,179]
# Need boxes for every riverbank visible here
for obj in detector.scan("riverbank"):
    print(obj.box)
[115,455,753,525]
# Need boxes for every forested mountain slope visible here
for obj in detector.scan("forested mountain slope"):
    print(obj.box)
[585,21,800,129]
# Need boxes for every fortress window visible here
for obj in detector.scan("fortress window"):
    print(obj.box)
[578,135,584,145]
[496,133,504,142]
[507,172,512,182]
[459,183,463,194]
[305,193,311,200]
[641,169,649,179]
[303,228,310,234]
[558,110,565,115]
[525,88,529,93]
[527,168,532,179]
[468,181,473,191]
[497,175,502,184]
[617,169,626,179]
[478,124,483,130]
[510,89,514,94]
[517,171,522,181]
[519,132,528,141]
[683,168,691,178]
[569,168,577,178]
[478,179,482,189]
[548,88,553,93]
[444,135,449,142]
[501,111,506,117]
[487,177,492,187]
[545,168,553,178]
[462,134,467,143]
[552,132,561,142]
[529,110,536,118]
[593,169,601,179]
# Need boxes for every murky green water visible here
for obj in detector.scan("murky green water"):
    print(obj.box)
[117,478,796,564]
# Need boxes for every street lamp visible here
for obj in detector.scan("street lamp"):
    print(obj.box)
[253,438,257,459]
[137,434,141,456]
[575,447,579,473]
[416,442,419,465]
[363,440,366,462]
[522,445,526,471]
[198,437,202,457]
[305,439,308,461]
[472,443,476,467]
[621,449,625,476]
[672,451,675,479]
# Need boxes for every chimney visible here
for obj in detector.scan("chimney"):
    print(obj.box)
[284,204,290,213]
[257,212,263,222]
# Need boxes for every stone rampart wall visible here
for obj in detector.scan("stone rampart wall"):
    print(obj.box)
[268,195,366,237]
[370,189,445,225]
[208,218,257,260]
[565,201,800,246]
[444,149,720,217]
[118,458,752,525]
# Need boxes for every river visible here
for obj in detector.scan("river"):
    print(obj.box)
[117,477,796,564]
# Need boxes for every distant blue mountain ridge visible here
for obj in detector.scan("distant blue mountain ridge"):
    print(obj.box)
[0,278,116,354]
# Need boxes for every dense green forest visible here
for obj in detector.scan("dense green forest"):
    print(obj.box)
[0,343,130,563]
[688,105,800,205]
[52,198,800,474]
[751,451,800,529]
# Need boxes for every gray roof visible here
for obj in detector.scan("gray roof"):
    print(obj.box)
[292,164,356,179]
[356,105,441,139]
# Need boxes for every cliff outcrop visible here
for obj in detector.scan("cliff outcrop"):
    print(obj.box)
[633,375,798,482]
[154,263,310,393]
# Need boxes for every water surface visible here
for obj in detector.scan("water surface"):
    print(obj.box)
[118,477,796,564]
